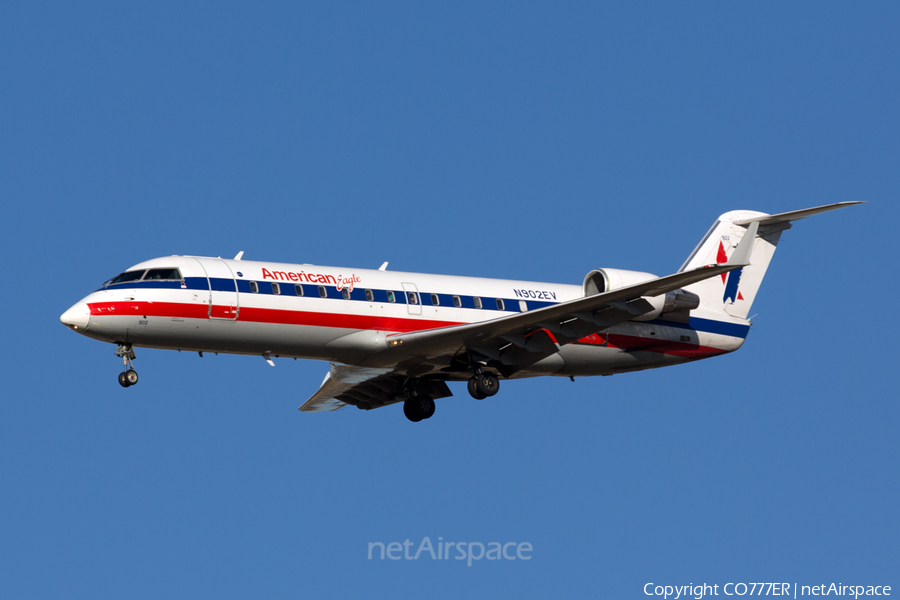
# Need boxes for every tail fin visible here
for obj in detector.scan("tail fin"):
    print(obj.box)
[678,202,862,319]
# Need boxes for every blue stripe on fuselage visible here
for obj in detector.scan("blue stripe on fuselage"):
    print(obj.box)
[647,317,751,339]
[102,277,553,312]
[101,277,751,338]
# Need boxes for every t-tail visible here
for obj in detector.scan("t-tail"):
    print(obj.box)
[679,202,863,320]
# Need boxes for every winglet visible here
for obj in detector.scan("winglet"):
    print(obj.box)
[234,251,244,260]
[378,262,389,271]
[726,221,758,266]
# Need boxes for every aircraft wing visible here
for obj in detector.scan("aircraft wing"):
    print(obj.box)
[382,222,759,370]
[299,363,452,412]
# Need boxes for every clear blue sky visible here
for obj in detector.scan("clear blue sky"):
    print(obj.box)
[1,2,896,598]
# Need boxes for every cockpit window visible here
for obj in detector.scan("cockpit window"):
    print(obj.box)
[144,268,182,281]
[106,270,145,286]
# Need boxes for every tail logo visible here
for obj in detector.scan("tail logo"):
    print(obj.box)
[717,241,728,282]
[723,267,743,303]
[719,240,745,303]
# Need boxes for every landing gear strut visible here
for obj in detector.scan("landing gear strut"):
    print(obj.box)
[115,344,138,388]
[467,371,499,399]
[403,393,436,422]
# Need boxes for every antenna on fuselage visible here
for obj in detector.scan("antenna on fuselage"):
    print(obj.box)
[378,262,388,271]
[234,251,244,260]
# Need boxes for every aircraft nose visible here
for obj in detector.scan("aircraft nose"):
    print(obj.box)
[60,301,91,331]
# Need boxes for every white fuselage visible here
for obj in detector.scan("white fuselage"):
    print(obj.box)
[61,255,749,380]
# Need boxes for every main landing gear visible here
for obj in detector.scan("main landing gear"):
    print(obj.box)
[115,344,139,388]
[403,371,499,421]
[467,371,499,400]
[403,392,436,423]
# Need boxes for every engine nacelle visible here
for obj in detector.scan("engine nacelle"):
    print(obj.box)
[663,288,701,313]
[583,268,658,295]
[582,268,700,321]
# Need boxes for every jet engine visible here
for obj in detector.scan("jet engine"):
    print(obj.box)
[583,268,700,321]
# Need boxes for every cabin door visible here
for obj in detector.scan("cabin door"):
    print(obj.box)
[401,282,422,316]
[195,258,240,321]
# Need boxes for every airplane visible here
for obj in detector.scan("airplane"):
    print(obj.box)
[60,202,861,422]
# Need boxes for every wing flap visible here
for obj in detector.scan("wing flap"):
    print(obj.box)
[299,363,452,412]
[299,364,396,412]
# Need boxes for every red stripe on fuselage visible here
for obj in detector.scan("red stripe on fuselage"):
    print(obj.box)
[88,301,729,358]
[87,301,464,333]
[89,301,209,320]
[574,332,727,359]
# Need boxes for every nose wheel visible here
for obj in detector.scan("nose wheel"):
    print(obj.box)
[118,370,139,387]
[114,344,139,388]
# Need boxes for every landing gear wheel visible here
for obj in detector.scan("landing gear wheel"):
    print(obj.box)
[403,400,423,422]
[417,396,435,420]
[403,395,435,422]
[114,344,138,388]
[468,377,487,400]
[475,372,499,397]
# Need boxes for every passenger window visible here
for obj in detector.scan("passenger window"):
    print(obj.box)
[144,268,181,280]
[295,284,304,296]
[474,297,482,309]
[272,282,280,295]
[431,294,439,306]
[496,298,505,310]
[408,292,418,305]
[365,289,374,302]
[250,281,258,293]
[519,300,528,312]
[106,270,145,286]
[342,288,351,300]
[318,286,327,298]
[387,291,396,303]
[453,295,461,308]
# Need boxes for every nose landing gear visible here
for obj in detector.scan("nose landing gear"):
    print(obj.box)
[117,370,139,387]
[115,344,139,388]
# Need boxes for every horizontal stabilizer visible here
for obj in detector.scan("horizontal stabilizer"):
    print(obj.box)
[733,201,864,227]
